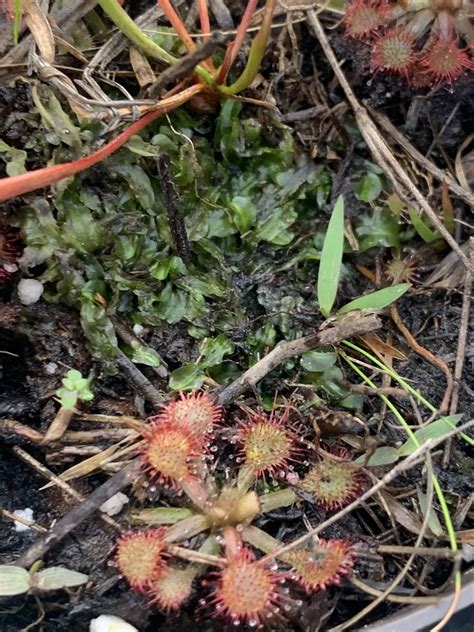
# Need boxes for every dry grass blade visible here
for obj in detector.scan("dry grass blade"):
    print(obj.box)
[39,441,135,488]
[12,447,120,529]
[129,45,156,88]
[23,0,55,63]
[455,134,474,193]
[380,491,432,537]
[368,108,474,208]
[0,0,98,65]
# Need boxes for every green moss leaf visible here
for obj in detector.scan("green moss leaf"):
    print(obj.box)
[112,164,155,210]
[356,173,382,203]
[300,350,337,372]
[169,364,205,391]
[355,207,400,251]
[0,140,27,176]
[199,334,234,368]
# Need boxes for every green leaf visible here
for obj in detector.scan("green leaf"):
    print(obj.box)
[34,567,89,591]
[80,301,118,360]
[398,414,463,456]
[125,135,157,157]
[169,364,205,391]
[417,488,443,537]
[317,195,345,317]
[300,350,337,372]
[66,370,83,382]
[0,566,30,596]
[112,164,155,210]
[355,207,400,252]
[228,196,257,233]
[356,173,382,203]
[32,86,81,148]
[338,283,411,314]
[129,344,162,367]
[0,140,27,176]
[61,205,104,254]
[408,208,438,243]
[356,446,400,466]
[56,388,78,409]
[253,208,296,245]
[199,334,234,368]
[150,256,186,281]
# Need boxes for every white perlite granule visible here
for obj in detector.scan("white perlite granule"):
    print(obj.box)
[13,508,34,532]
[17,279,44,305]
[99,493,129,516]
[89,615,138,632]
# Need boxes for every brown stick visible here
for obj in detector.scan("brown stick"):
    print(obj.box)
[115,351,164,408]
[216,313,382,406]
[390,305,454,414]
[42,406,75,444]
[147,32,228,97]
[156,155,191,261]
[15,459,140,568]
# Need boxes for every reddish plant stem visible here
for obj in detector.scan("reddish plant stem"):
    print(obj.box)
[198,0,211,36]
[158,0,197,53]
[216,0,258,83]
[0,84,204,202]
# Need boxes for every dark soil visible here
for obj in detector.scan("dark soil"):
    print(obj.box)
[1,290,472,631]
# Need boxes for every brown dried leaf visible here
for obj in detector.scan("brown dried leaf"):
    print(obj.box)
[381,491,435,538]
[359,333,406,362]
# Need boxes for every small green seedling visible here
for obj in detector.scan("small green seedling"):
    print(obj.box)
[0,562,88,596]
[55,369,94,409]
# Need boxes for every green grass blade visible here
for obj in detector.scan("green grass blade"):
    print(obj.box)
[13,0,22,45]
[338,283,410,314]
[317,195,344,317]
[398,415,463,456]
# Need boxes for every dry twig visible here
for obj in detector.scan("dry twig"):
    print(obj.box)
[443,237,474,465]
[216,313,381,405]
[390,305,454,414]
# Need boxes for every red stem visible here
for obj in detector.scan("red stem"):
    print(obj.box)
[216,0,259,84]
[158,0,197,52]
[0,85,203,203]
[229,0,259,67]
[198,0,210,36]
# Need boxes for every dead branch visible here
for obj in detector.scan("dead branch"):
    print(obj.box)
[216,313,382,406]
[15,459,140,569]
